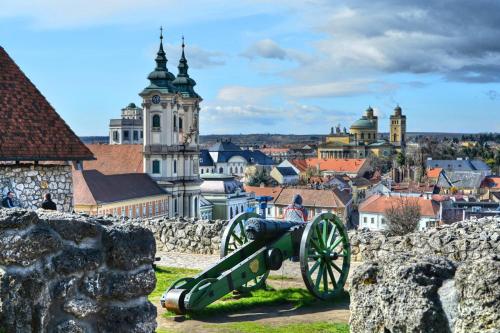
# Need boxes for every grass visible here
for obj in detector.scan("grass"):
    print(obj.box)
[150,266,200,302]
[203,322,349,333]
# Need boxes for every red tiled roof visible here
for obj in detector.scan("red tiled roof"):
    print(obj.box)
[244,185,283,199]
[359,194,439,217]
[274,187,351,208]
[481,176,500,190]
[0,47,93,161]
[427,168,442,179]
[292,158,368,174]
[82,144,143,175]
[73,170,166,205]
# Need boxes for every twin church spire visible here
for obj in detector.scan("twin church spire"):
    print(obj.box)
[143,27,198,98]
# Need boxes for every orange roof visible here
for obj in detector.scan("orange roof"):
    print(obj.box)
[82,144,143,175]
[244,185,283,199]
[359,194,439,217]
[260,148,289,154]
[274,188,351,208]
[427,168,442,179]
[481,176,500,190]
[292,158,368,174]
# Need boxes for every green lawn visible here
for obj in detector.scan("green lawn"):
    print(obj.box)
[204,322,349,333]
[150,266,200,302]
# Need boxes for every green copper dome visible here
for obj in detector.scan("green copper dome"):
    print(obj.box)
[350,116,376,129]
[172,37,200,98]
[142,28,176,94]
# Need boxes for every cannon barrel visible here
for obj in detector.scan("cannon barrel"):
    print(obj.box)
[244,218,304,240]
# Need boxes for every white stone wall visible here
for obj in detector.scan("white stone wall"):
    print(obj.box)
[0,164,73,211]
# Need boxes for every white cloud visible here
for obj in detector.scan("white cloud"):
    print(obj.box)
[164,44,225,69]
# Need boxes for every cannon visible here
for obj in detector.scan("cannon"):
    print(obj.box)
[161,212,350,314]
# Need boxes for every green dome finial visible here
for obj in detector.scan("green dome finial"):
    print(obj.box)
[173,36,199,98]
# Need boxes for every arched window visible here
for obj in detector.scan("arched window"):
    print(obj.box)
[201,169,204,174]
[173,115,177,131]
[113,131,119,142]
[219,167,223,174]
[152,115,161,129]
[393,134,397,142]
[179,117,183,131]
[173,159,177,174]
[240,166,243,174]
[361,133,365,140]
[230,167,233,174]
[152,160,160,174]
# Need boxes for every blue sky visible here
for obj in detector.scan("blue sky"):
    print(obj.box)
[1,0,499,136]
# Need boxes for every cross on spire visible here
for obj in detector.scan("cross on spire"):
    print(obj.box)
[160,26,163,40]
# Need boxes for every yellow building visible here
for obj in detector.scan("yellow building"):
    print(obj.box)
[390,105,406,147]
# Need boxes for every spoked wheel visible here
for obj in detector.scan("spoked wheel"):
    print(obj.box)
[220,212,269,292]
[300,212,350,300]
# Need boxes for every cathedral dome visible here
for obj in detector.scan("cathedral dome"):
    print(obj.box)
[350,116,376,129]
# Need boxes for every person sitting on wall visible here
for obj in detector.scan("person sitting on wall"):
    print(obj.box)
[41,193,57,210]
[2,191,16,208]
[283,194,308,222]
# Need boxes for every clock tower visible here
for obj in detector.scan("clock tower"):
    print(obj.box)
[389,105,406,147]
[141,29,202,218]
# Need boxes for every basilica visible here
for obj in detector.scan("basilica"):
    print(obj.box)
[317,106,406,159]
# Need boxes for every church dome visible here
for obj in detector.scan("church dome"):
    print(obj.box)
[350,116,375,129]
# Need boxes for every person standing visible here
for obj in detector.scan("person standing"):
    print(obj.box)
[2,191,16,208]
[283,194,308,222]
[41,193,57,210]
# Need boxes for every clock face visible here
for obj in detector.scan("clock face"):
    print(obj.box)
[152,95,161,104]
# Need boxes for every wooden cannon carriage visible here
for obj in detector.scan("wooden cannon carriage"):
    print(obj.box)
[161,212,350,314]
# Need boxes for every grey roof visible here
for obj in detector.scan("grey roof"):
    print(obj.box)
[200,173,244,194]
[200,148,274,166]
[426,159,491,172]
[199,149,214,166]
[275,167,298,176]
[436,171,484,189]
[350,116,376,129]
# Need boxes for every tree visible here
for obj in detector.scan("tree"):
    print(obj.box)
[384,197,421,236]
[396,152,406,167]
[247,169,273,186]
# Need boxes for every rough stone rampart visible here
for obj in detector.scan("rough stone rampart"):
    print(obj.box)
[0,164,73,212]
[0,209,157,333]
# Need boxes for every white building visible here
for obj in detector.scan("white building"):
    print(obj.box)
[358,194,440,231]
[109,103,143,144]
[141,31,201,218]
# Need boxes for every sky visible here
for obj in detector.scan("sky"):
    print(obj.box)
[1,0,499,136]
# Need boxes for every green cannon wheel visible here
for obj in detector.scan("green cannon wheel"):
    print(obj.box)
[299,212,350,300]
[220,212,270,292]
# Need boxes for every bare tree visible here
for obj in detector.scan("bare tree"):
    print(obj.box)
[384,197,421,236]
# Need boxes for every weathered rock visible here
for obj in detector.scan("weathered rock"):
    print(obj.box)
[97,302,157,333]
[102,224,155,270]
[54,320,85,333]
[455,255,500,333]
[0,226,62,266]
[43,216,102,243]
[0,209,38,230]
[82,268,156,301]
[349,254,456,333]
[52,246,103,275]
[63,296,100,318]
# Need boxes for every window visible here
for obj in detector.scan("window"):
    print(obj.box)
[173,115,177,131]
[133,130,139,141]
[155,203,159,215]
[230,167,233,174]
[152,160,160,174]
[194,197,198,217]
[371,217,374,224]
[173,160,177,174]
[149,203,152,216]
[140,130,143,139]
[381,218,386,224]
[360,133,364,140]
[230,207,233,219]
[219,167,223,174]
[143,204,147,216]
[174,198,178,214]
[113,208,117,216]
[113,131,119,142]
[363,217,367,224]
[201,169,204,174]
[179,117,183,131]
[240,166,243,174]
[152,114,161,129]
[135,206,139,217]
[267,208,271,215]
[128,206,133,218]
[123,130,130,140]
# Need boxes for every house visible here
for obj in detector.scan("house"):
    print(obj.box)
[426,158,491,178]
[0,46,94,211]
[480,176,500,201]
[270,166,299,185]
[200,173,254,220]
[436,171,484,195]
[260,147,290,163]
[244,185,283,217]
[272,187,352,223]
[73,170,169,218]
[291,158,370,179]
[358,194,440,231]
[199,140,274,177]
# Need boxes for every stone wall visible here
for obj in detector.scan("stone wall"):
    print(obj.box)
[349,217,500,333]
[349,216,500,262]
[0,164,73,212]
[132,217,228,255]
[0,209,157,333]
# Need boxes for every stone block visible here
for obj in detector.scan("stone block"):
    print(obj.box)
[97,301,157,333]
[0,209,38,230]
[52,246,103,275]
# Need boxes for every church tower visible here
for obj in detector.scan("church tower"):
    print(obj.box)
[141,29,202,218]
[390,105,406,147]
